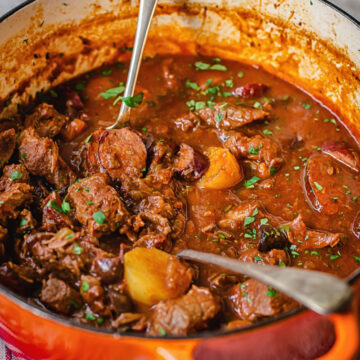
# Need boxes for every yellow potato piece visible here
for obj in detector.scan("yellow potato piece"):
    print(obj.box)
[124,247,192,306]
[198,147,243,189]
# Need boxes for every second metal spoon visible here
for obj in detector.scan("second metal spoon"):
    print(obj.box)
[108,0,158,130]
[177,249,352,315]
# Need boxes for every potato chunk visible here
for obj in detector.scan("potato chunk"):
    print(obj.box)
[124,248,192,306]
[198,147,243,189]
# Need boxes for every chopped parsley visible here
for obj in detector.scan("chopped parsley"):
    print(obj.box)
[194,62,227,72]
[93,211,106,225]
[101,69,112,76]
[116,92,144,108]
[21,153,27,159]
[260,218,269,225]
[73,243,83,255]
[185,79,200,91]
[254,255,263,262]
[237,71,244,78]
[253,102,263,109]
[82,280,90,292]
[270,166,277,176]
[263,129,273,135]
[244,176,260,189]
[266,287,277,297]
[158,327,167,336]
[46,200,62,213]
[313,182,323,191]
[19,219,28,227]
[61,200,71,214]
[248,145,262,155]
[215,112,223,123]
[99,85,125,99]
[85,313,95,321]
[10,171,23,181]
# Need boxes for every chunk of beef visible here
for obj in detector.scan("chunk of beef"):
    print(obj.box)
[228,279,298,321]
[112,313,146,332]
[174,112,199,132]
[67,174,129,234]
[148,286,220,335]
[80,275,106,315]
[218,201,261,230]
[0,128,16,170]
[40,277,82,314]
[0,225,8,258]
[198,103,269,130]
[90,253,123,284]
[60,118,87,142]
[25,103,69,138]
[64,89,84,118]
[19,127,76,189]
[281,215,340,250]
[85,128,146,182]
[258,225,288,252]
[232,83,268,99]
[321,141,360,172]
[0,164,30,191]
[42,192,73,232]
[0,183,33,225]
[0,262,37,295]
[305,155,345,215]
[173,143,209,181]
[22,229,87,283]
[106,283,133,316]
[223,131,283,178]
[147,140,175,177]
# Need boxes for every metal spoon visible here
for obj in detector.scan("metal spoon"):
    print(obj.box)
[177,249,352,315]
[107,0,158,130]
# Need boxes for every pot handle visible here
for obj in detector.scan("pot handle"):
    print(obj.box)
[317,313,359,360]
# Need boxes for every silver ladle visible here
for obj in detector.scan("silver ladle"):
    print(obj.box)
[177,249,353,315]
[108,0,158,130]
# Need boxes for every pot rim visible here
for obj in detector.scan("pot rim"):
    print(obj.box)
[0,0,358,341]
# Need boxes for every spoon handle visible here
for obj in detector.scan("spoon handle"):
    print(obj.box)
[177,249,352,315]
[108,0,158,130]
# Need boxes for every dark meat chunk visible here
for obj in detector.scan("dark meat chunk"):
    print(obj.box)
[218,201,261,230]
[90,253,123,284]
[64,89,84,118]
[174,112,199,132]
[112,313,146,331]
[60,118,87,142]
[321,141,360,172]
[42,192,73,232]
[23,229,86,282]
[0,225,8,259]
[223,131,283,178]
[85,128,146,182]
[0,183,33,225]
[67,174,129,234]
[148,140,175,176]
[0,262,37,295]
[25,103,69,138]
[19,127,76,189]
[232,83,268,99]
[0,164,30,191]
[228,279,297,321]
[198,103,269,130]
[80,275,106,315]
[281,215,340,250]
[173,143,209,181]
[148,286,220,336]
[258,225,288,252]
[0,128,16,170]
[305,155,345,215]
[107,283,133,316]
[40,277,82,314]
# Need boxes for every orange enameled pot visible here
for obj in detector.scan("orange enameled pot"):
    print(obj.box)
[0,0,360,359]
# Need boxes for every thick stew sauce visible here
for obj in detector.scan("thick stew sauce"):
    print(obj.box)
[0,54,359,335]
